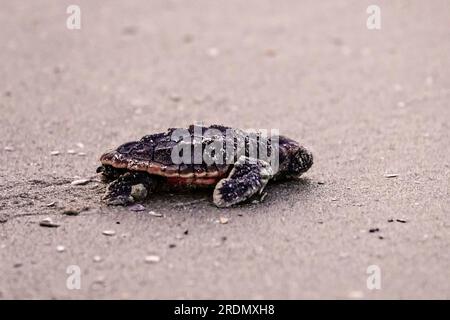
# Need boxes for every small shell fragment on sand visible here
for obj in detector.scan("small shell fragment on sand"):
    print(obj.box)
[67,149,76,154]
[77,152,87,157]
[76,142,84,149]
[144,255,161,264]
[50,151,60,156]
[102,230,116,236]
[39,217,60,228]
[207,47,219,57]
[4,146,14,152]
[148,211,163,217]
[56,245,65,252]
[46,201,56,207]
[219,217,229,224]
[129,204,146,212]
[384,173,399,178]
[71,179,90,186]
[93,255,102,262]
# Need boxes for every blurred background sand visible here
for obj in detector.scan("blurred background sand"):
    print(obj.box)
[0,0,449,298]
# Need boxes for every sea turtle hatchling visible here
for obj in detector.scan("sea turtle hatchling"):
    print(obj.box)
[97,124,313,208]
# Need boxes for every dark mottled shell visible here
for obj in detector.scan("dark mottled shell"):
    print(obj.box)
[100,124,274,185]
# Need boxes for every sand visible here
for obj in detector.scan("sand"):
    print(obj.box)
[0,0,449,299]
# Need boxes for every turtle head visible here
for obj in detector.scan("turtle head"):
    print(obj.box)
[277,136,313,178]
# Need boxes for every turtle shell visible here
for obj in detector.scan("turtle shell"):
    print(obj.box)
[100,125,236,185]
[100,124,275,185]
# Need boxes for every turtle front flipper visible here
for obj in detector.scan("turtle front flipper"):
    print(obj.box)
[213,156,273,208]
[102,171,158,206]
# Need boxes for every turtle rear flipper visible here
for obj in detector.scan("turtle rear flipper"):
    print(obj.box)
[213,156,273,208]
[103,172,158,206]
[97,165,127,182]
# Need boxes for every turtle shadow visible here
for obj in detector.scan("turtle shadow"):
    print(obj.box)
[266,177,316,195]
[142,177,317,212]
[255,177,317,206]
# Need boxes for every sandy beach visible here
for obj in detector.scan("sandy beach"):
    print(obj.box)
[0,0,449,299]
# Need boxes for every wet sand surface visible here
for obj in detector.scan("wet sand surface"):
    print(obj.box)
[0,0,449,299]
